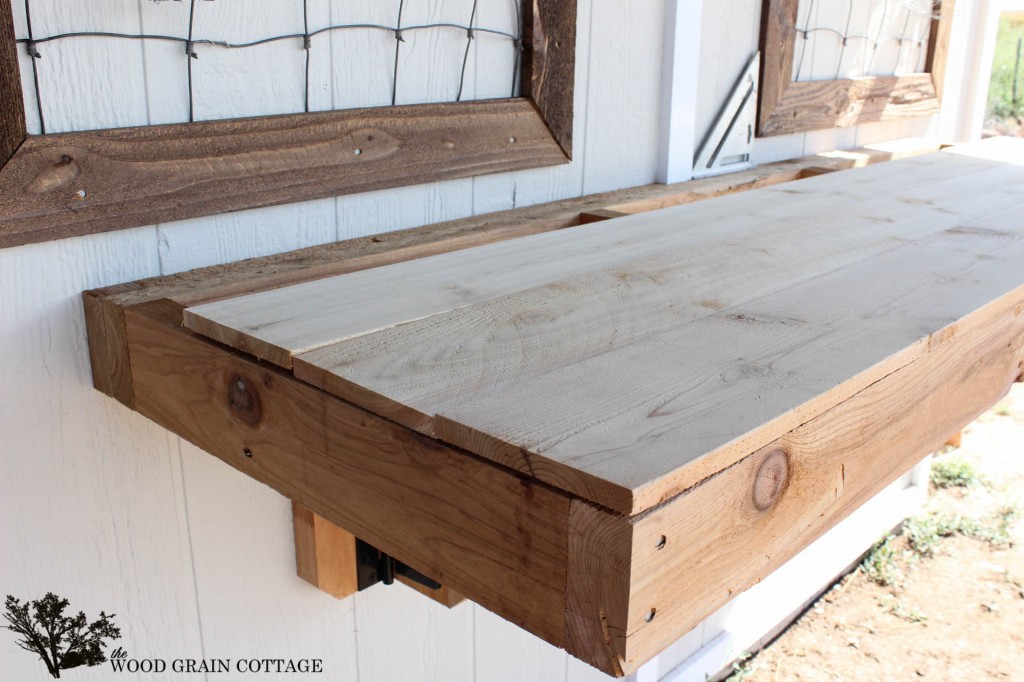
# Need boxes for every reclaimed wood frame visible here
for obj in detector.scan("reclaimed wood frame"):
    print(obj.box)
[757,0,954,137]
[0,0,576,249]
[88,142,1020,678]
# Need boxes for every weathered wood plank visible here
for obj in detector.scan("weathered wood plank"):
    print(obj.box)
[292,501,359,600]
[757,0,953,137]
[522,0,577,157]
[434,225,1024,513]
[757,0,799,138]
[184,149,975,369]
[0,99,566,249]
[124,299,570,645]
[566,284,1024,676]
[759,74,940,137]
[291,160,1024,436]
[0,0,25,167]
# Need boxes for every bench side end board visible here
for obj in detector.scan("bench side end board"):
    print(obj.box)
[567,290,1024,676]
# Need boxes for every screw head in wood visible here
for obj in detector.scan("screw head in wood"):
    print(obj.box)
[752,448,789,511]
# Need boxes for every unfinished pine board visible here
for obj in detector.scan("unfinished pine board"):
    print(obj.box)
[292,161,1024,435]
[184,149,994,368]
[292,501,359,599]
[185,140,1024,513]
[430,217,1024,512]
[87,145,928,407]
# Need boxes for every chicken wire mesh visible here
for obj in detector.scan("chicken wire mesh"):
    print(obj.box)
[13,0,523,133]
[791,0,939,82]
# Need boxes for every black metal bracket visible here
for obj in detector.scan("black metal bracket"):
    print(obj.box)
[355,539,442,592]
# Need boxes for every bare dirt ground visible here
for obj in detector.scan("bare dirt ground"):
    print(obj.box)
[730,382,1024,681]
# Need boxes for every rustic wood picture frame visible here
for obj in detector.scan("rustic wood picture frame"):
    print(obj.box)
[757,0,953,137]
[0,0,575,249]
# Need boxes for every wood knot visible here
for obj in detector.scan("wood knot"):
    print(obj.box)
[228,374,262,426]
[752,448,789,511]
[26,154,80,193]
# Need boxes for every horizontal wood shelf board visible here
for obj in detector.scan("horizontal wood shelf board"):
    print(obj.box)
[89,141,934,315]
[183,149,986,367]
[0,99,566,249]
[290,159,1019,423]
[433,225,1024,513]
[88,144,928,408]
[184,141,1024,513]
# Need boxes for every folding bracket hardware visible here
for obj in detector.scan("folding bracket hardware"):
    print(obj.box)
[693,51,760,178]
[355,539,442,591]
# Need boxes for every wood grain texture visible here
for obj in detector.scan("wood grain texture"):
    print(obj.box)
[431,224,1024,512]
[292,501,359,599]
[564,501,632,678]
[82,144,928,320]
[396,575,465,609]
[82,286,136,406]
[180,146,1023,513]
[0,0,25,166]
[926,0,956,102]
[759,74,941,137]
[0,99,566,249]
[85,147,914,406]
[0,0,580,250]
[757,0,799,138]
[576,284,1024,675]
[185,148,965,370]
[124,299,570,646]
[757,0,953,137]
[292,157,1019,439]
[523,0,577,157]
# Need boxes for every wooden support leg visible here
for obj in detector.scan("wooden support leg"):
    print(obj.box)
[292,501,359,599]
[292,501,465,607]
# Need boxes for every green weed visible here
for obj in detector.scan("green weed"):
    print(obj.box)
[930,453,980,488]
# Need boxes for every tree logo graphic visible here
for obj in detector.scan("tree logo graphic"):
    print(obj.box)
[3,592,120,678]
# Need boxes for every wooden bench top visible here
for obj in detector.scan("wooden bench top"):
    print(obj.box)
[85,139,1024,676]
[183,139,1024,515]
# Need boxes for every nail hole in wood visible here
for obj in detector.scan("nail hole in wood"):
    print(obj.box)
[243,447,253,458]
[75,189,87,199]
[508,136,516,143]
[644,608,656,623]
[655,535,666,550]
[354,149,362,156]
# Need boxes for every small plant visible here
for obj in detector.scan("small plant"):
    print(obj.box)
[995,401,1013,417]
[881,595,928,623]
[861,535,904,587]
[961,502,1022,548]
[726,651,755,681]
[904,515,956,556]
[930,453,979,488]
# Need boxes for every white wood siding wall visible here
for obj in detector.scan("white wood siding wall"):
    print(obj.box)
[1,1,974,680]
